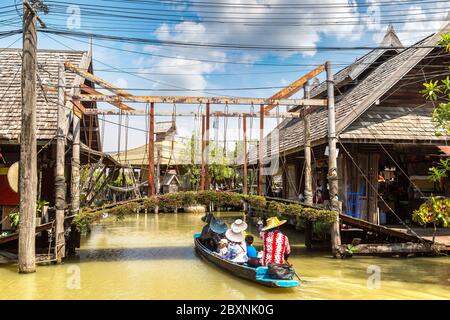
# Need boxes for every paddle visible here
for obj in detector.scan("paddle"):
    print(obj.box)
[285,260,304,283]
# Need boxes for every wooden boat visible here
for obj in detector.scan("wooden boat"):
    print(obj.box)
[194,233,299,288]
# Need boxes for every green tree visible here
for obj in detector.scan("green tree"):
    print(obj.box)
[413,32,450,236]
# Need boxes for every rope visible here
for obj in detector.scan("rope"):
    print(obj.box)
[337,138,425,241]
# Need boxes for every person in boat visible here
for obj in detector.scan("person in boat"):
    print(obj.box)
[223,218,249,263]
[224,228,248,264]
[245,235,261,267]
[199,215,228,251]
[217,238,228,256]
[260,217,291,266]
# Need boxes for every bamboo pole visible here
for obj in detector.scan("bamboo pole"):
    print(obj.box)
[18,2,37,273]
[55,63,66,263]
[326,61,342,258]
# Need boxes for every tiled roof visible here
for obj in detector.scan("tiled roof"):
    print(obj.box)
[339,106,449,143]
[0,48,89,141]
[252,23,449,162]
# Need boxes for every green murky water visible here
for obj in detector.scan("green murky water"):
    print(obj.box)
[0,213,449,299]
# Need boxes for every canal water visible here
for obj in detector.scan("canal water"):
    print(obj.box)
[0,212,449,299]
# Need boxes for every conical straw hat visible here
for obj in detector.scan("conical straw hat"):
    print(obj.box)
[262,216,287,231]
[7,162,19,193]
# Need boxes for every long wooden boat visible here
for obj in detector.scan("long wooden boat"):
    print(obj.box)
[194,233,299,288]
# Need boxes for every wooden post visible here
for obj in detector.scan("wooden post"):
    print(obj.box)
[326,61,342,257]
[304,82,313,249]
[205,103,210,190]
[243,114,248,194]
[18,2,38,273]
[71,101,81,216]
[148,102,155,196]
[258,104,264,195]
[201,114,205,191]
[55,63,66,263]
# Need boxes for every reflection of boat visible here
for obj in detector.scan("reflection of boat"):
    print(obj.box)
[194,233,299,288]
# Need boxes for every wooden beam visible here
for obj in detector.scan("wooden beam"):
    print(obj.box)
[264,64,325,113]
[338,243,446,256]
[80,84,135,111]
[82,109,304,118]
[71,94,327,106]
[64,61,135,98]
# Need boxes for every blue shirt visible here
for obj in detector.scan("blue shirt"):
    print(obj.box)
[246,245,258,258]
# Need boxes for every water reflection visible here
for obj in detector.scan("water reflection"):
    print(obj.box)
[0,212,449,300]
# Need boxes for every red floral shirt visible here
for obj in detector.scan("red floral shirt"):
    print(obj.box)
[261,230,291,266]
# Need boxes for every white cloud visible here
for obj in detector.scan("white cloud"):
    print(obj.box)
[133,0,364,95]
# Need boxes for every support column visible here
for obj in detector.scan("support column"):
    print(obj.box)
[71,102,81,215]
[326,61,342,257]
[243,114,248,195]
[304,81,313,249]
[201,114,205,191]
[19,3,37,273]
[148,102,155,196]
[205,103,210,190]
[55,63,66,263]
[258,104,264,196]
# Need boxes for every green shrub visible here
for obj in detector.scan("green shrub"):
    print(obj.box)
[245,195,267,209]
[195,190,218,206]
[285,203,303,216]
[180,191,198,207]
[268,201,288,214]
[142,196,159,211]
[110,202,141,220]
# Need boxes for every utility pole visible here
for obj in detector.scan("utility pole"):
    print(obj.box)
[19,0,47,273]
[326,61,342,257]
[55,63,66,263]
[304,81,313,250]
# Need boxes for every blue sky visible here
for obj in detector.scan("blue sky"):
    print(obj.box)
[0,0,448,153]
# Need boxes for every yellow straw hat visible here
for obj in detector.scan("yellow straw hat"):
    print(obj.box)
[262,216,287,231]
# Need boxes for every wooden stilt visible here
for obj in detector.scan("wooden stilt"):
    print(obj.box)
[205,103,210,190]
[326,61,342,257]
[258,104,264,196]
[71,106,81,215]
[243,114,248,195]
[201,115,205,191]
[55,63,66,263]
[148,102,155,196]
[304,81,313,250]
[19,2,37,273]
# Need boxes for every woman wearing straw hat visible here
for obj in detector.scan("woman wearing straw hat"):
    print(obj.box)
[260,217,291,266]
[224,219,248,264]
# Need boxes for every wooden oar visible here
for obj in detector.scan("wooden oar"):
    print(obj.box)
[286,260,304,283]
